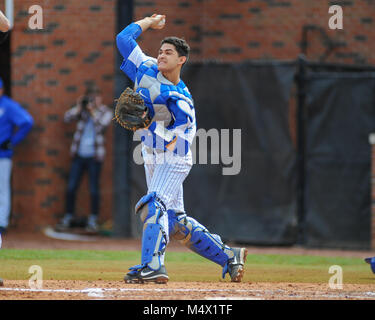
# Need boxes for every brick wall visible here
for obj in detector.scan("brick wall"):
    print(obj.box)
[4,0,115,231]
[133,0,375,64]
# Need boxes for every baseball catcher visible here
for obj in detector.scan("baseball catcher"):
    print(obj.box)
[113,87,151,131]
[116,14,247,284]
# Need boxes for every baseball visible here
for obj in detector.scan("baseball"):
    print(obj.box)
[155,15,165,27]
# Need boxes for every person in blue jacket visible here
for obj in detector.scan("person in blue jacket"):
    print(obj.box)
[0,77,34,237]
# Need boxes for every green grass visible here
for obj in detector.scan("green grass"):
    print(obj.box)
[0,248,373,284]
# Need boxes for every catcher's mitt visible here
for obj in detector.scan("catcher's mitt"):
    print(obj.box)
[113,87,151,131]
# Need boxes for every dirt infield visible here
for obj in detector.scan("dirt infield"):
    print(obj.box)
[1,280,375,300]
[1,230,375,300]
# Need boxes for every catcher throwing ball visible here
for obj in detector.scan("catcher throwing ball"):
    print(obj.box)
[115,14,247,284]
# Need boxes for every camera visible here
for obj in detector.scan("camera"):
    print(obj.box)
[80,96,93,110]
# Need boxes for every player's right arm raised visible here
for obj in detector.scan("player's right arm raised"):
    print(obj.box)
[116,14,166,82]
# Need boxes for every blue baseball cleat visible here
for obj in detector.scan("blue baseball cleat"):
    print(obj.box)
[364,257,375,274]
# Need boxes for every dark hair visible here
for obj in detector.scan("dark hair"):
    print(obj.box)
[160,37,190,64]
[85,85,100,96]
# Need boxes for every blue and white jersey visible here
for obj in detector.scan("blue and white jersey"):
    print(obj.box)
[116,23,196,157]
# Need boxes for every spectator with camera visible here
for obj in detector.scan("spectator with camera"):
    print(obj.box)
[56,86,112,233]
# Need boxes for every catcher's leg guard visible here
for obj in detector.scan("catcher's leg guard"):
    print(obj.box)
[168,210,236,279]
[135,192,169,271]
